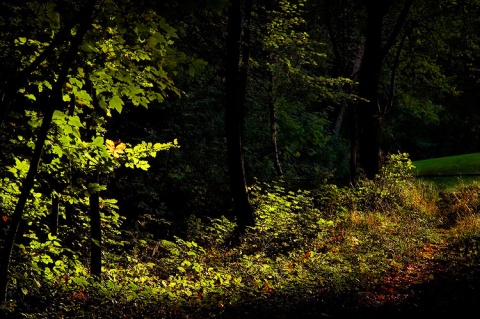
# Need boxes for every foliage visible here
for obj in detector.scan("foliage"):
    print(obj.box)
[6,154,471,318]
[0,1,185,315]
[313,153,433,218]
[243,0,353,180]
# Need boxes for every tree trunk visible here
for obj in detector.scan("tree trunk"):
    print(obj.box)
[356,0,413,179]
[89,173,101,278]
[356,5,384,179]
[0,105,55,304]
[0,2,96,303]
[86,76,102,278]
[225,0,255,236]
[268,70,283,177]
[334,43,363,139]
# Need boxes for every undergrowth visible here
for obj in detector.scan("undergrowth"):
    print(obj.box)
[3,153,480,318]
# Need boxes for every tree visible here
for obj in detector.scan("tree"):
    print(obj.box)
[0,0,98,302]
[308,0,416,180]
[225,0,255,236]
[354,0,414,179]
[0,0,182,305]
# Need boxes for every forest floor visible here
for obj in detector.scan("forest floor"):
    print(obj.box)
[217,238,480,319]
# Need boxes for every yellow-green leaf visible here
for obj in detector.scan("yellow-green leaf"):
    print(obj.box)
[109,95,124,113]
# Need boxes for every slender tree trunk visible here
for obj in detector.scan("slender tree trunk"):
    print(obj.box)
[225,0,255,236]
[0,104,55,304]
[386,29,409,115]
[64,203,75,251]
[268,70,283,177]
[347,43,364,184]
[89,173,101,278]
[0,2,96,303]
[333,100,347,139]
[86,76,102,278]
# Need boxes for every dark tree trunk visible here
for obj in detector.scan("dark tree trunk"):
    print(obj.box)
[333,99,347,139]
[86,75,102,278]
[356,4,384,179]
[386,28,410,116]
[225,0,255,236]
[89,173,101,278]
[341,44,364,184]
[0,104,55,304]
[356,0,412,179]
[0,2,96,303]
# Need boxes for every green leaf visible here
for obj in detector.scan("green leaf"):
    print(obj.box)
[76,90,92,101]
[91,136,104,147]
[68,116,84,128]
[109,95,124,113]
[52,145,63,157]
[41,255,53,264]
[137,161,150,170]
[127,84,143,96]
[69,77,84,89]
[159,18,178,38]
[53,110,66,121]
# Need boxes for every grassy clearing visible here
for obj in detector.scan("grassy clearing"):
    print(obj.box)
[413,153,480,190]
[413,152,480,175]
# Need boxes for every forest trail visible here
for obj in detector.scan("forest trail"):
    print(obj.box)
[324,238,480,319]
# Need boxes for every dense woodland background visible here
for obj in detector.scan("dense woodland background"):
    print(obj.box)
[1,0,480,318]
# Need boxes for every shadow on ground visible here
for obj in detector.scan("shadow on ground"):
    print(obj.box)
[217,265,480,319]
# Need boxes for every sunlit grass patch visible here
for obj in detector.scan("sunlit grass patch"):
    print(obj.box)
[413,153,480,190]
[413,152,480,176]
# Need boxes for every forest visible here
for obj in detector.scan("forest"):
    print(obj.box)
[1,0,480,318]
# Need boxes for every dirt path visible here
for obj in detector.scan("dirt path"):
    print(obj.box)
[347,241,480,318]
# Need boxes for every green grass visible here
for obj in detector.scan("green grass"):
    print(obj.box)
[413,152,480,175]
[413,153,480,190]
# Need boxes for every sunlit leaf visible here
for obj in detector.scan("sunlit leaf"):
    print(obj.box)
[106,139,127,158]
[109,95,124,113]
